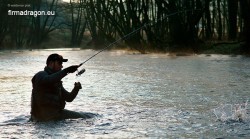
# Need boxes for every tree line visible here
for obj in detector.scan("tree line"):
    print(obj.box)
[0,0,249,53]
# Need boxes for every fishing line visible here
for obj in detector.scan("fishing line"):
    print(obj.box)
[76,9,200,76]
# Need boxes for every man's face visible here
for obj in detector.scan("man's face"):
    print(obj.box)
[52,60,63,71]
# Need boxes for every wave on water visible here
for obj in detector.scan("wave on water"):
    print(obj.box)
[0,112,100,126]
[0,115,30,126]
[213,100,249,122]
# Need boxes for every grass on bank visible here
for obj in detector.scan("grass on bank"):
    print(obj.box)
[201,42,242,55]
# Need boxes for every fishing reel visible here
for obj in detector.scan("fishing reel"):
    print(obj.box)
[76,68,85,76]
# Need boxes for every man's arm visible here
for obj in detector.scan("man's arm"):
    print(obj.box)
[61,82,82,102]
[35,70,67,85]
[37,65,79,85]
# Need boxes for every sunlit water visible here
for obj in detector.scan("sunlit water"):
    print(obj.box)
[0,49,250,138]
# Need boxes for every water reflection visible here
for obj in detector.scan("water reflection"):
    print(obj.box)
[0,49,250,138]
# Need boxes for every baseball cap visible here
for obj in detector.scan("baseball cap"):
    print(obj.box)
[46,53,68,65]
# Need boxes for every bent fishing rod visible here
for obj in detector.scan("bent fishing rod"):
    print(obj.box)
[76,9,200,76]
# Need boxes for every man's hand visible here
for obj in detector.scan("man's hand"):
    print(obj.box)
[74,82,82,90]
[65,65,79,73]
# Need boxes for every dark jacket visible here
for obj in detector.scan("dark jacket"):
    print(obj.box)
[31,66,79,121]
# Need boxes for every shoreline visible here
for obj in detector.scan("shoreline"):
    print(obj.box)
[0,45,248,57]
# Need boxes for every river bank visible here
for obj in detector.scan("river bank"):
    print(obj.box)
[0,29,248,56]
[1,43,247,57]
[1,27,248,56]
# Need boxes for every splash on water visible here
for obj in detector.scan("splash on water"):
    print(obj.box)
[213,100,248,122]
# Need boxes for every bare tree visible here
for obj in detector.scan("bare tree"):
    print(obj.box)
[0,1,8,47]
[239,0,250,53]
[69,0,87,46]
[30,0,59,45]
[227,0,238,40]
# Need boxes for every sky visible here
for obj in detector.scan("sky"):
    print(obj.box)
[62,0,70,2]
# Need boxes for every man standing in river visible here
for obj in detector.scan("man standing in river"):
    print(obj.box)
[31,53,87,121]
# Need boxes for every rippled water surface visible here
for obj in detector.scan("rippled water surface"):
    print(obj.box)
[0,49,250,138]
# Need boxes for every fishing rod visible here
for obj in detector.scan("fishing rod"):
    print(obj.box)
[76,9,199,76]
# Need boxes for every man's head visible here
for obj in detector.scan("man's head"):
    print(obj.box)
[46,53,68,71]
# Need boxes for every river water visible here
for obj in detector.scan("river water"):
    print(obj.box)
[0,49,249,138]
